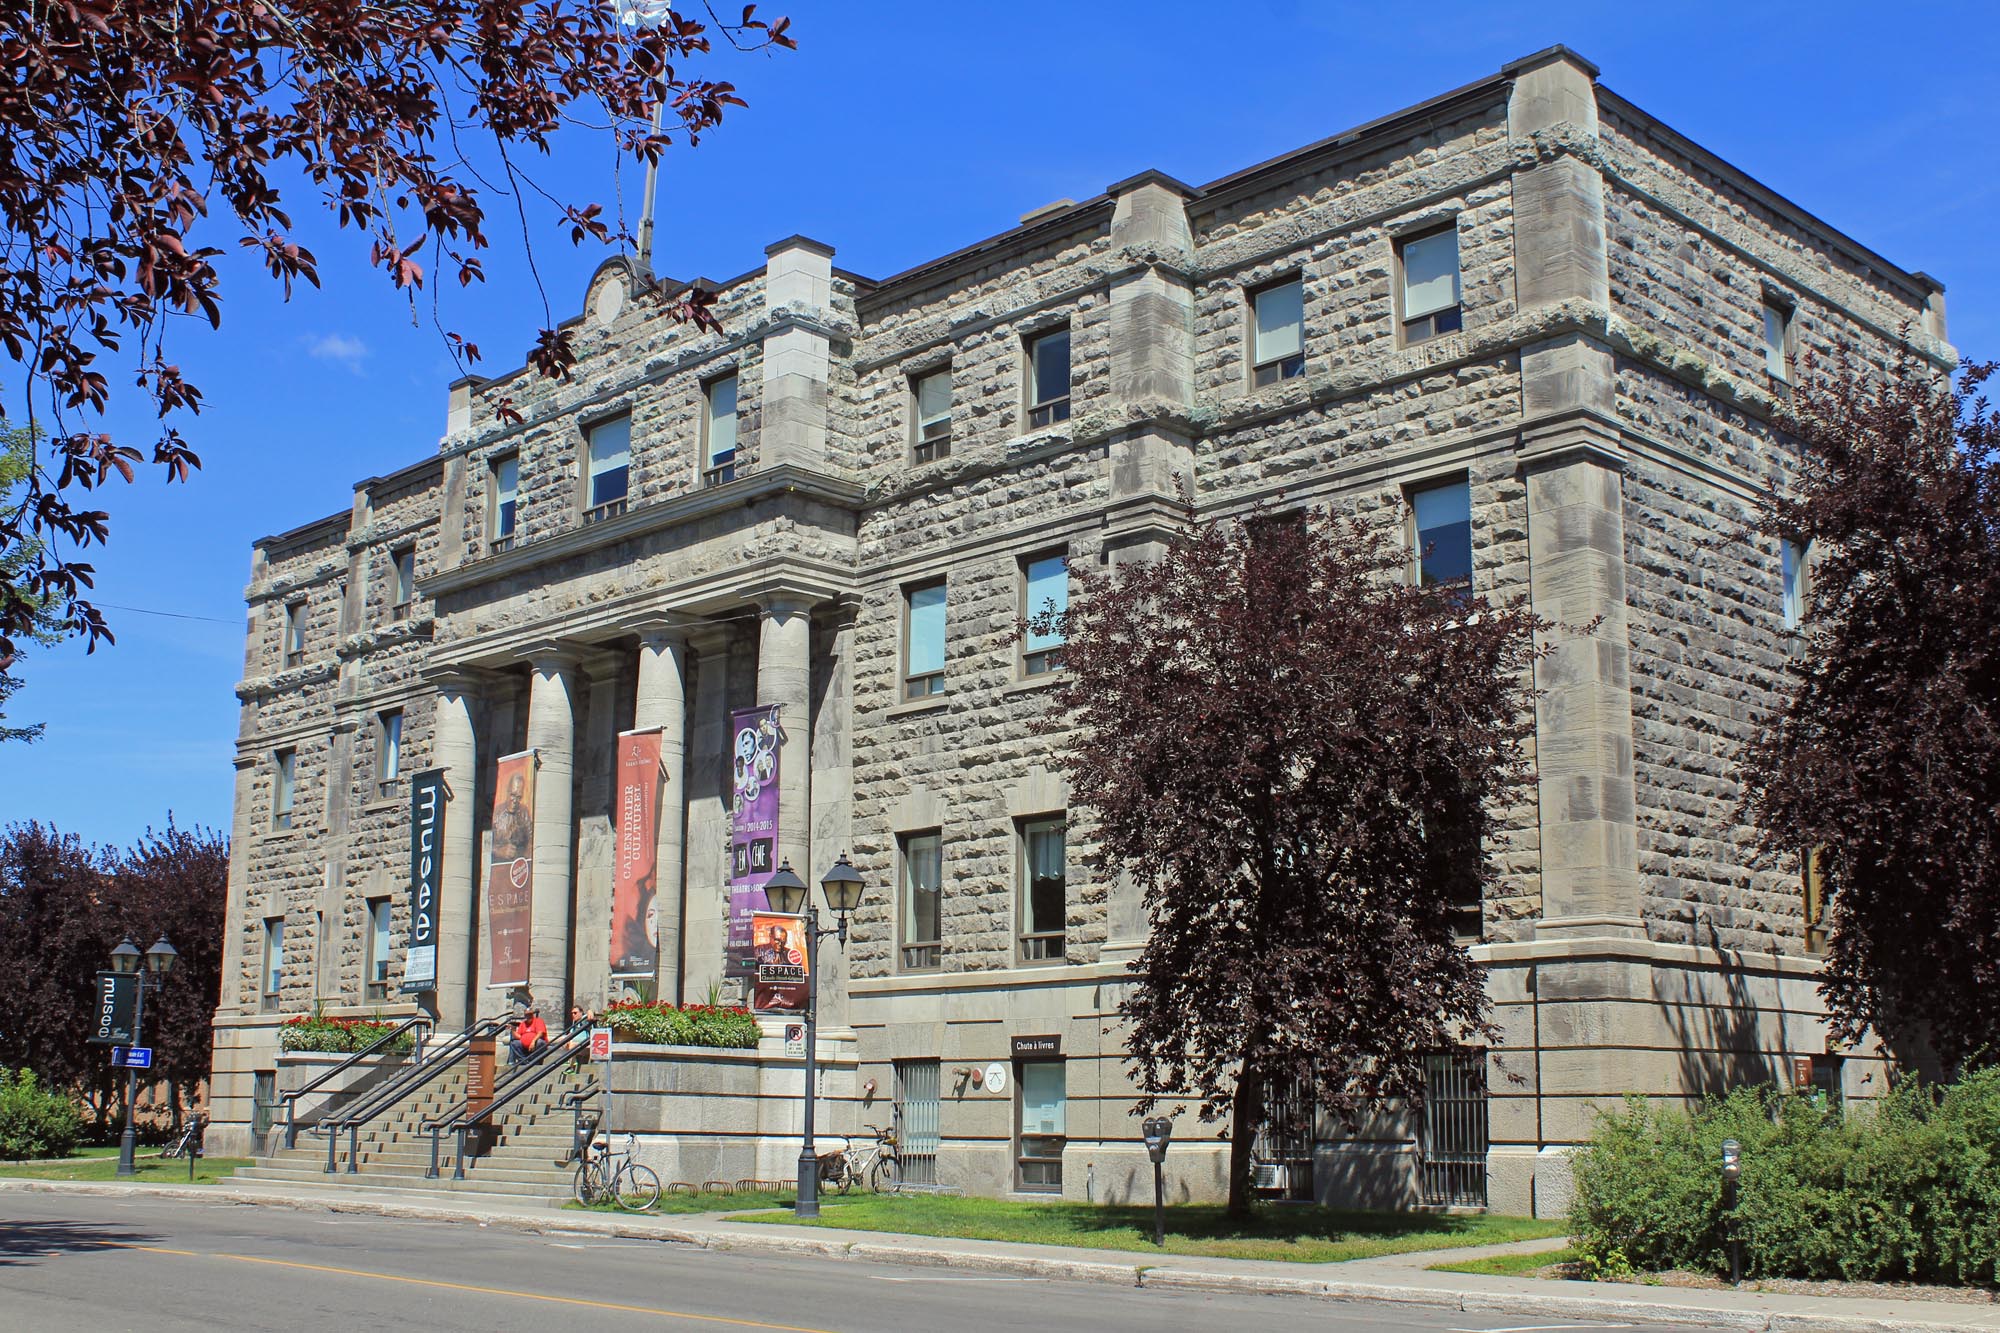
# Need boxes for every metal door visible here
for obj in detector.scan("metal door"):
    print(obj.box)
[1419,1050,1488,1207]
[894,1059,940,1187]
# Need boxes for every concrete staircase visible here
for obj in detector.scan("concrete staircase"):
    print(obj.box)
[233,1055,598,1208]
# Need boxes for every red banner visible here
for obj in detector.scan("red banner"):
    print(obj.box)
[486,750,537,988]
[752,911,809,1012]
[611,729,664,979]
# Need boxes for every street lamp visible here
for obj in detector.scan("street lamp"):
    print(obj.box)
[765,855,867,1220]
[1720,1137,1743,1285]
[112,934,178,1177]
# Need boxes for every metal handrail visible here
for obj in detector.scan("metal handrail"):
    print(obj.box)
[426,1025,592,1179]
[280,1014,433,1149]
[323,1016,508,1174]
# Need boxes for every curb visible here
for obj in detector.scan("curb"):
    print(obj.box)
[1,1179,1991,1333]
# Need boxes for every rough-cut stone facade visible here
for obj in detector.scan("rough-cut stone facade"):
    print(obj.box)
[208,48,1950,1215]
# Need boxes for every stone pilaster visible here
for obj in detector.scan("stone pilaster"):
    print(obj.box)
[633,621,690,1002]
[680,624,738,1004]
[1506,47,1643,939]
[752,591,817,881]
[571,650,625,1013]
[218,754,260,1013]
[426,669,481,1030]
[522,644,579,1014]
[759,236,836,471]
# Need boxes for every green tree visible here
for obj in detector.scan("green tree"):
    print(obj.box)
[0,424,62,742]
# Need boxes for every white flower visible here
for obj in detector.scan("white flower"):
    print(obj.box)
[610,0,674,28]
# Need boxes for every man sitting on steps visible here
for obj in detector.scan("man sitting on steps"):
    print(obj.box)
[508,1006,548,1065]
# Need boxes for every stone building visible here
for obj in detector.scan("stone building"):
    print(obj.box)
[206,48,1953,1215]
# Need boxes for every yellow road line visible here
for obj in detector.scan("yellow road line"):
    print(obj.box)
[85,1241,834,1331]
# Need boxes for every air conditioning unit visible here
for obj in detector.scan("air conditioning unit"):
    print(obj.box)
[1253,1162,1290,1192]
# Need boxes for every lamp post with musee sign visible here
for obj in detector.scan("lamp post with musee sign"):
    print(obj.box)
[103,934,178,1177]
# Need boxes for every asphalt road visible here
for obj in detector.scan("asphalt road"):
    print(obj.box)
[0,1192,1721,1332]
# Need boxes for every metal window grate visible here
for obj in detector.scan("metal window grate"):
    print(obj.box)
[1419,1050,1488,1207]
[894,1059,940,1187]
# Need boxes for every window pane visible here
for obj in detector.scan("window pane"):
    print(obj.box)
[1763,306,1789,379]
[382,712,401,779]
[1025,821,1065,935]
[1019,1061,1065,1136]
[394,550,414,602]
[1031,330,1070,405]
[266,921,284,993]
[916,370,951,428]
[588,417,631,504]
[1782,538,1805,629]
[907,583,946,678]
[1253,279,1304,365]
[276,752,295,810]
[1402,230,1461,320]
[495,456,519,535]
[708,376,739,463]
[286,603,305,653]
[1023,556,1067,654]
[905,834,941,943]
[371,902,391,981]
[1413,480,1473,589]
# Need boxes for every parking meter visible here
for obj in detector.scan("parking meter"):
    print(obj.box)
[1142,1116,1173,1246]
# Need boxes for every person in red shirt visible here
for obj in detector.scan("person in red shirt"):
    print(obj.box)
[508,1007,548,1064]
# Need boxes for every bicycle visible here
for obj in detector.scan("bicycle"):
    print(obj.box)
[159,1114,205,1160]
[816,1122,899,1194]
[571,1133,663,1212]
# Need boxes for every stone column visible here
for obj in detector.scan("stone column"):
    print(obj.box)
[1506,47,1643,938]
[681,625,738,1004]
[427,670,481,1030]
[571,651,623,1013]
[633,621,690,1002]
[754,594,815,881]
[760,236,836,470]
[523,644,579,1016]
[218,754,260,1013]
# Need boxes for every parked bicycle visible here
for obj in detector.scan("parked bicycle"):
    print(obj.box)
[159,1114,204,1161]
[572,1132,662,1212]
[816,1122,898,1194]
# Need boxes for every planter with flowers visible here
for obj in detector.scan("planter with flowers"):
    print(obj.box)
[603,999,760,1050]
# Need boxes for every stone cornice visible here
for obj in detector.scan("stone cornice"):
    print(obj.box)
[235,658,339,704]
[418,463,866,600]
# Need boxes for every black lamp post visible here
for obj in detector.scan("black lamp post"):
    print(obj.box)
[112,934,178,1177]
[764,854,866,1220]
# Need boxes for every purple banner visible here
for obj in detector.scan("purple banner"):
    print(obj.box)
[727,704,784,977]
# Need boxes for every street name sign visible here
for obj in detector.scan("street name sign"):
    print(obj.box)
[112,1046,154,1069]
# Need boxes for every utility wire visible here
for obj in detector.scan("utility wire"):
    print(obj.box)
[92,602,240,626]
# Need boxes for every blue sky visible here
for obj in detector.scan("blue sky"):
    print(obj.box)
[6,0,1997,848]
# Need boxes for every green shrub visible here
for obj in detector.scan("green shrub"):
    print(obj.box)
[277,1014,416,1055]
[604,1001,760,1049]
[0,1068,85,1160]
[1570,1070,2000,1285]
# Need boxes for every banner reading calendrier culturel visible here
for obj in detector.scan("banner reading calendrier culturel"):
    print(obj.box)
[486,749,537,988]
[610,728,665,980]
[402,767,448,994]
[726,704,783,977]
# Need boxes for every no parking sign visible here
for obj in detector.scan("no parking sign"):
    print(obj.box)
[589,1027,613,1062]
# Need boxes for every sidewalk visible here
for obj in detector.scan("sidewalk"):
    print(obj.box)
[3,1176,1995,1332]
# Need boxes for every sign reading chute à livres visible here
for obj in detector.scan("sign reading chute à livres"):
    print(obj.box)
[726,704,783,977]
[611,728,665,980]
[486,749,538,988]
[403,767,448,994]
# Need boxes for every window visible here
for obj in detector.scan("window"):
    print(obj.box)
[491,453,519,552]
[912,368,952,463]
[1418,1050,1488,1207]
[1021,554,1068,676]
[377,710,402,797]
[365,898,392,1000]
[1399,227,1462,344]
[1763,301,1793,384]
[390,547,415,619]
[893,1060,942,1187]
[1016,1060,1065,1191]
[1026,328,1071,428]
[1782,537,1808,631]
[1802,845,1830,953]
[273,748,296,830]
[1411,478,1473,592]
[1250,276,1306,386]
[585,414,631,521]
[1020,817,1066,962]
[252,1069,278,1137]
[703,375,739,485]
[283,600,307,666]
[900,831,942,971]
[903,580,946,699]
[262,917,285,1011]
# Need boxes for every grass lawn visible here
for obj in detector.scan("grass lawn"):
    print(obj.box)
[0,1147,248,1186]
[1429,1245,1578,1276]
[569,1188,879,1216]
[728,1194,1566,1264]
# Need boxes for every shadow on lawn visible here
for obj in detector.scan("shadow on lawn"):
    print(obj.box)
[0,1218,162,1268]
[1041,1203,1496,1244]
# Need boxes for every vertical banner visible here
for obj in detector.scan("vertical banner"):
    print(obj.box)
[88,972,139,1045]
[402,767,447,993]
[486,749,538,988]
[611,728,665,979]
[726,704,783,977]
[751,912,808,1012]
